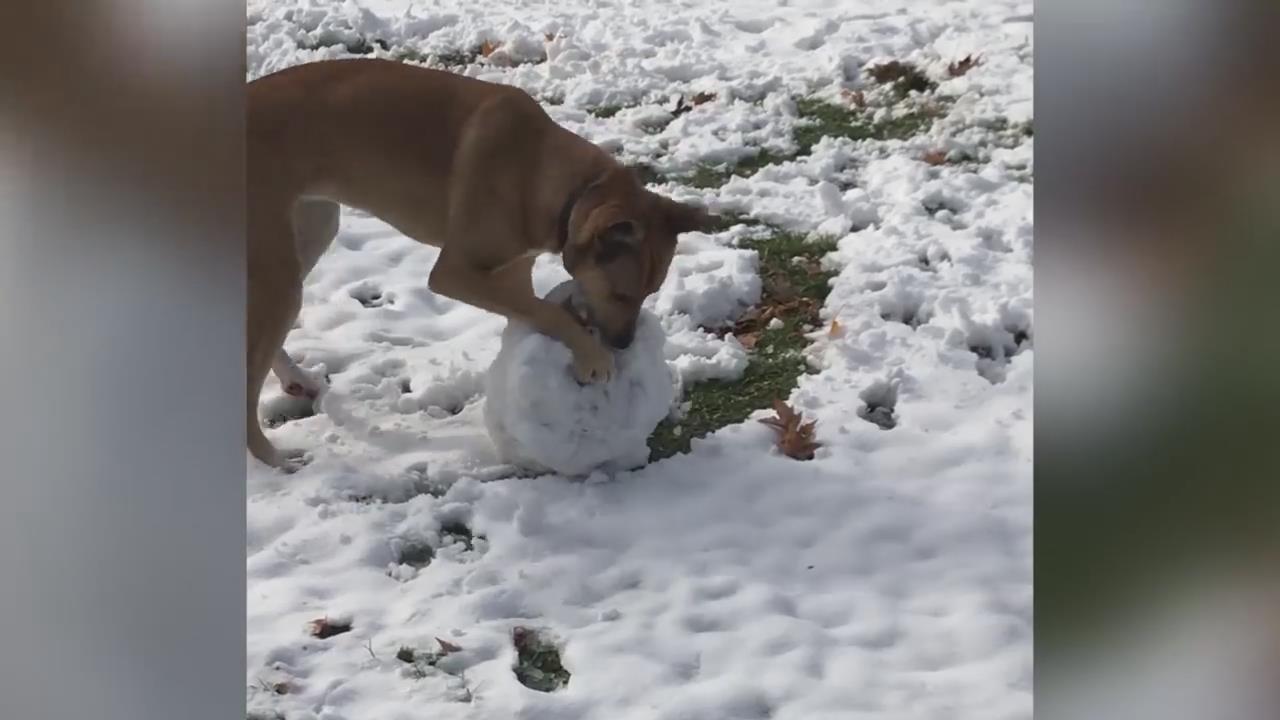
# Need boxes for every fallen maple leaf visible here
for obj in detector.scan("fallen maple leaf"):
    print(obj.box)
[767,274,797,302]
[947,54,981,77]
[308,616,353,639]
[480,39,500,57]
[512,626,532,649]
[840,88,866,108]
[436,637,463,654]
[922,149,948,166]
[758,400,821,460]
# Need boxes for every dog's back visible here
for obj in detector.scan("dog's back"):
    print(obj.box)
[248,59,553,215]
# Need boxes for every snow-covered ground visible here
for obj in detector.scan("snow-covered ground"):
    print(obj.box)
[246,1,1033,718]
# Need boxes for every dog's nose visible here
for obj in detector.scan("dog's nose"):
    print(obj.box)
[609,328,635,350]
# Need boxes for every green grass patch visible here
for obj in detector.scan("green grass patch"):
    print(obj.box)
[794,98,942,154]
[512,627,570,693]
[684,148,797,189]
[627,71,949,190]
[984,116,1033,141]
[647,320,810,458]
[750,230,840,300]
[431,47,483,68]
[297,35,388,55]
[648,229,838,459]
[662,95,946,190]
[295,34,482,69]
[627,163,665,186]
[705,210,753,232]
[589,104,628,118]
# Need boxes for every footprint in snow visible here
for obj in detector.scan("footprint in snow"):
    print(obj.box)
[261,392,318,429]
[348,280,395,308]
[968,323,1032,384]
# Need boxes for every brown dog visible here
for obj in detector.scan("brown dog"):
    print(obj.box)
[247,58,714,469]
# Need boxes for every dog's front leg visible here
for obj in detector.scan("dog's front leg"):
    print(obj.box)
[428,256,614,383]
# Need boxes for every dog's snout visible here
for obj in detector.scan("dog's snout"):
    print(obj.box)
[609,327,636,350]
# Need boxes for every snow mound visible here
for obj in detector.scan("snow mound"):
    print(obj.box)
[484,281,677,476]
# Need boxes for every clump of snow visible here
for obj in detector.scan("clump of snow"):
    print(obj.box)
[649,235,760,327]
[483,281,677,476]
[412,364,484,415]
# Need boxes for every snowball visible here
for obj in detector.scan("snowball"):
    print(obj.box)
[483,281,678,477]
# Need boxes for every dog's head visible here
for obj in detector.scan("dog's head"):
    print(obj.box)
[563,168,716,349]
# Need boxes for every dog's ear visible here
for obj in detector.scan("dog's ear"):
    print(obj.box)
[594,219,640,263]
[665,199,719,235]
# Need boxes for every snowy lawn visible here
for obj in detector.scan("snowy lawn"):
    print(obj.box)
[246,1,1032,718]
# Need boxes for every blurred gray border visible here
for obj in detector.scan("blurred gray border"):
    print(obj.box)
[1038,0,1280,718]
[1,2,246,719]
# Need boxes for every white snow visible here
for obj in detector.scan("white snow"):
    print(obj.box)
[246,1,1033,718]
[483,281,677,477]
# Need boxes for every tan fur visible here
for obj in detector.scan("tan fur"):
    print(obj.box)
[247,58,713,469]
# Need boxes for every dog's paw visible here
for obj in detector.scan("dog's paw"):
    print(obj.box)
[571,343,615,384]
[276,448,313,474]
[282,369,329,401]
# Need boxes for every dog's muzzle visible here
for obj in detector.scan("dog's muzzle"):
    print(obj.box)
[607,326,636,350]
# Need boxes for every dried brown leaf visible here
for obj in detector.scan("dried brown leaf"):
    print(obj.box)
[308,617,353,639]
[767,275,796,302]
[868,61,909,84]
[512,625,533,650]
[737,306,762,327]
[840,88,866,108]
[690,91,717,106]
[480,40,501,57]
[947,54,981,78]
[758,400,821,460]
